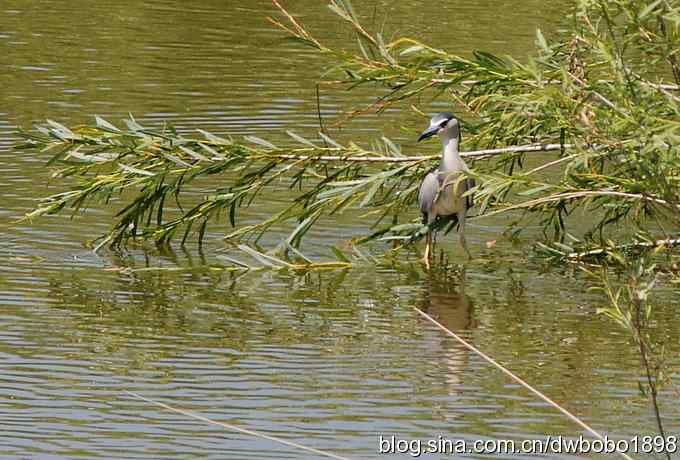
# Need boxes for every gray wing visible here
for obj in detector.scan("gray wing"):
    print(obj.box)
[465,177,475,210]
[418,168,440,222]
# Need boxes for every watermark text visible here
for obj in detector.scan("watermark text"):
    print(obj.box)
[378,434,678,457]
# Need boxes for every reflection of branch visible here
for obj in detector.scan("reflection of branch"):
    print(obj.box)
[629,269,671,460]
[636,322,671,460]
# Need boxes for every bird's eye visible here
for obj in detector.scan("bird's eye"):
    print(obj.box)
[440,120,449,128]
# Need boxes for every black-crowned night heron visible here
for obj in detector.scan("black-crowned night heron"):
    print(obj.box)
[417,112,474,264]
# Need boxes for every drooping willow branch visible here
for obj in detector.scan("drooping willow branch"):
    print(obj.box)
[17,117,578,250]
[18,113,678,256]
[452,79,679,91]
[567,237,680,261]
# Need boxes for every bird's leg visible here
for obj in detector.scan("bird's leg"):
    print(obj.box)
[457,211,472,259]
[422,231,432,267]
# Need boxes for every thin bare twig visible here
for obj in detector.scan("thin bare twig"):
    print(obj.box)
[522,152,581,176]
[124,391,355,460]
[569,73,631,118]
[316,84,329,142]
[657,2,680,87]
[414,307,635,460]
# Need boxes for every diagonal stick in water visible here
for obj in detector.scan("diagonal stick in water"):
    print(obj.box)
[124,390,356,460]
[413,308,636,460]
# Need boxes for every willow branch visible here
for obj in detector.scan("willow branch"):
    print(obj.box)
[443,79,679,90]
[479,190,671,219]
[273,143,576,163]
[567,237,680,259]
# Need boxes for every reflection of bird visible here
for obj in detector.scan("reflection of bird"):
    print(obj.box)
[422,270,475,336]
[420,269,475,391]
[417,112,475,264]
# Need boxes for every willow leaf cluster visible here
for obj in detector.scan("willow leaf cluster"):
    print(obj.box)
[18,116,430,251]
[270,0,680,257]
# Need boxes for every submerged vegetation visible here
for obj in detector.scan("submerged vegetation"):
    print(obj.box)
[15,0,680,443]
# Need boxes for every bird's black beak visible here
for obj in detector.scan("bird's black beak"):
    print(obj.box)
[417,126,438,142]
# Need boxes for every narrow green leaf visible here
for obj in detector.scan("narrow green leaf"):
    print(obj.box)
[179,145,210,162]
[536,28,549,53]
[400,45,425,56]
[245,136,277,149]
[330,245,351,263]
[198,142,223,160]
[125,114,144,131]
[287,130,318,148]
[319,132,343,148]
[381,136,402,156]
[639,0,662,19]
[119,164,156,176]
[95,116,121,132]
[197,129,230,144]
[217,254,251,268]
[518,184,553,196]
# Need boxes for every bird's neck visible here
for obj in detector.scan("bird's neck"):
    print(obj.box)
[440,130,462,170]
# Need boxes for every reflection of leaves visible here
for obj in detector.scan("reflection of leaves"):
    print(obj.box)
[42,268,264,374]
